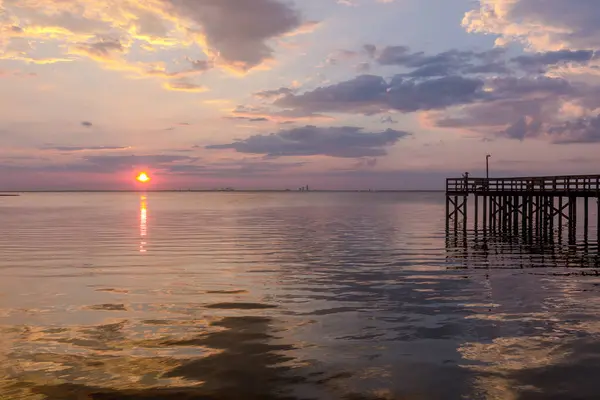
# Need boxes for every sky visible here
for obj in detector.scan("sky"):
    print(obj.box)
[2,0,600,190]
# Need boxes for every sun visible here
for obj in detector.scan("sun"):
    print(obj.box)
[136,172,151,183]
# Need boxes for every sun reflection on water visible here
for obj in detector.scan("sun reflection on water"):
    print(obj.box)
[140,195,147,253]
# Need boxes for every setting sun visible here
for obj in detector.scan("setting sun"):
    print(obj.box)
[136,172,150,183]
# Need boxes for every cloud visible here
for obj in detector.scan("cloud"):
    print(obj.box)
[166,159,306,176]
[426,75,600,142]
[42,145,130,152]
[224,116,269,122]
[162,122,193,131]
[164,0,304,72]
[375,45,411,64]
[483,112,600,144]
[188,59,213,72]
[0,55,72,64]
[0,0,310,82]
[0,69,37,78]
[0,153,309,183]
[429,75,575,125]
[143,60,212,79]
[463,0,600,51]
[231,105,334,123]
[503,116,542,140]
[163,79,208,92]
[257,39,600,144]
[325,49,359,65]
[206,125,410,158]
[511,49,595,71]
[363,44,377,58]
[253,87,296,99]
[488,75,577,98]
[548,114,600,143]
[371,44,595,78]
[381,116,398,124]
[81,154,198,172]
[275,75,389,114]
[247,47,519,119]
[354,157,378,168]
[431,97,548,133]
[376,46,508,77]
[81,121,93,127]
[0,154,199,177]
[275,74,486,114]
[70,38,125,61]
[356,62,370,73]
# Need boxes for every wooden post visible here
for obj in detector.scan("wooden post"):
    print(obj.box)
[503,196,509,233]
[505,196,510,233]
[506,196,511,233]
[445,195,450,233]
[568,196,577,244]
[568,197,572,244]
[454,195,458,233]
[597,197,600,248]
[508,196,513,233]
[463,195,468,233]
[474,195,479,232]
[546,196,554,241]
[573,196,578,243]
[584,196,589,243]
[535,196,541,240]
[548,196,553,240]
[483,194,487,231]
[540,195,544,240]
[513,195,519,235]
[489,196,493,232]
[463,173,469,233]
[528,195,534,243]
[558,196,563,242]
[548,196,555,242]
[491,196,496,232]
[597,178,600,249]
[495,196,499,232]
[521,196,527,237]
[490,195,496,231]
[502,196,508,232]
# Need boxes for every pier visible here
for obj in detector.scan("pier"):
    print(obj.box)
[446,174,600,247]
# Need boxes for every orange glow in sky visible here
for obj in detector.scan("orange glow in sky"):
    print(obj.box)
[136,172,150,183]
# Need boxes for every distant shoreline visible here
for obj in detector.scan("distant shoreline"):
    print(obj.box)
[0,190,444,194]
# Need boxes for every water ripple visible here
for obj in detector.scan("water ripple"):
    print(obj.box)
[0,192,599,399]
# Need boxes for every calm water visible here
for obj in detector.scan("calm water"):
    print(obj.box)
[1,192,599,400]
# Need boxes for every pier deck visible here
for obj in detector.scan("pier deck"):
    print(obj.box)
[447,175,600,196]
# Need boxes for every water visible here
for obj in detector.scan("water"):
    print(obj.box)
[1,192,599,399]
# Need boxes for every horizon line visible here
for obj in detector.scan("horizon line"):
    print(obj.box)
[0,189,445,193]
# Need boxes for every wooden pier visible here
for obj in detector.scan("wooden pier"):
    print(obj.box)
[446,174,600,246]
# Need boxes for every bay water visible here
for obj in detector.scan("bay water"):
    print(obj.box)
[1,192,599,399]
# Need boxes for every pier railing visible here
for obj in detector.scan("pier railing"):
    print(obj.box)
[447,175,600,195]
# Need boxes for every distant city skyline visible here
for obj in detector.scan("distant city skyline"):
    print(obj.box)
[2,0,600,190]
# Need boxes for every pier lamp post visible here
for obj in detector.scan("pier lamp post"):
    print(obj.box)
[486,154,491,180]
